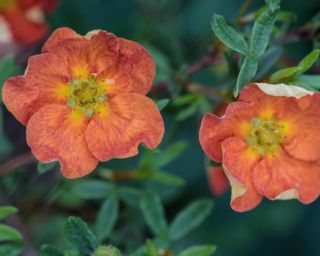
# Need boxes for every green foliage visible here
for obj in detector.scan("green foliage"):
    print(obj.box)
[41,245,64,256]
[95,196,119,241]
[177,245,217,256]
[156,99,170,111]
[235,57,258,97]
[169,199,213,241]
[71,180,114,199]
[211,14,249,55]
[0,206,17,221]
[0,243,22,256]
[266,0,280,12]
[0,224,23,242]
[37,162,57,175]
[92,246,121,256]
[64,216,99,255]
[140,191,168,236]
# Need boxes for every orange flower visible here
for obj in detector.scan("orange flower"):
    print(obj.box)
[207,166,229,196]
[0,0,57,44]
[2,27,164,178]
[200,83,320,212]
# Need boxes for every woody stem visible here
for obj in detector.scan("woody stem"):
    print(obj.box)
[0,152,36,177]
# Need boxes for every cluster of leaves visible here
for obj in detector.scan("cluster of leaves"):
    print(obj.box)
[0,206,23,256]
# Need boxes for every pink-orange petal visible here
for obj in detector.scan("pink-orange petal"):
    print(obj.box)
[2,53,70,125]
[85,93,164,161]
[101,38,156,97]
[253,149,320,204]
[207,166,229,196]
[26,104,98,178]
[222,137,262,212]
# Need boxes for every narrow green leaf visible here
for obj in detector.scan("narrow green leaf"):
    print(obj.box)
[211,14,249,55]
[169,199,213,241]
[178,245,217,256]
[256,46,283,78]
[234,57,258,97]
[0,224,22,241]
[148,171,185,186]
[266,0,280,12]
[40,245,63,256]
[64,251,81,256]
[176,104,198,121]
[154,141,187,168]
[0,206,17,221]
[37,162,57,175]
[173,94,196,106]
[250,9,278,57]
[296,49,320,75]
[156,99,170,111]
[270,66,299,82]
[64,216,99,254]
[140,191,168,235]
[119,186,142,206]
[95,196,119,241]
[0,242,23,256]
[143,240,160,256]
[71,180,113,199]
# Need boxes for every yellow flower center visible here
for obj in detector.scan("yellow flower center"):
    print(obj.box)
[67,74,108,118]
[0,0,15,11]
[245,117,286,157]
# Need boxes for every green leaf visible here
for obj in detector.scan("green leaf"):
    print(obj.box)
[173,94,196,106]
[296,49,320,75]
[64,251,82,256]
[256,46,283,78]
[147,170,185,186]
[143,240,160,256]
[177,245,217,256]
[156,99,170,111]
[234,57,258,97]
[250,9,278,57]
[169,199,213,241]
[0,242,23,256]
[95,196,119,241]
[266,0,280,12]
[289,75,320,91]
[154,141,187,168]
[0,206,17,221]
[211,14,249,55]
[119,186,142,206]
[64,216,99,254]
[71,180,114,199]
[92,246,121,256]
[0,224,22,241]
[176,104,198,121]
[37,162,57,175]
[40,245,64,256]
[140,191,168,236]
[0,55,17,103]
[270,66,300,82]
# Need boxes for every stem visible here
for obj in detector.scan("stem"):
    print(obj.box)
[237,0,252,21]
[0,152,36,177]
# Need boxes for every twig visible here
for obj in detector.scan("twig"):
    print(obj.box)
[0,152,36,177]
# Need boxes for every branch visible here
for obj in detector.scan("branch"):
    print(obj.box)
[0,152,36,177]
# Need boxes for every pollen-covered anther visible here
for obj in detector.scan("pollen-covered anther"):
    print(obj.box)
[67,75,107,117]
[245,117,284,156]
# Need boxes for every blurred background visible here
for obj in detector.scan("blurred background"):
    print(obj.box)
[1,0,320,255]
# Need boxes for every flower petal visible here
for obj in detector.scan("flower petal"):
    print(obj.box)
[26,104,98,178]
[2,53,69,124]
[253,149,320,204]
[85,93,164,161]
[207,166,229,196]
[102,38,156,96]
[222,137,262,212]
[199,102,253,162]
[282,94,320,162]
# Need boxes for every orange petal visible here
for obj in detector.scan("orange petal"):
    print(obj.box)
[253,149,320,204]
[3,9,48,44]
[222,137,262,212]
[101,38,156,96]
[207,166,229,196]
[26,104,98,178]
[85,93,164,161]
[283,94,320,162]
[2,53,69,125]
[199,102,253,162]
